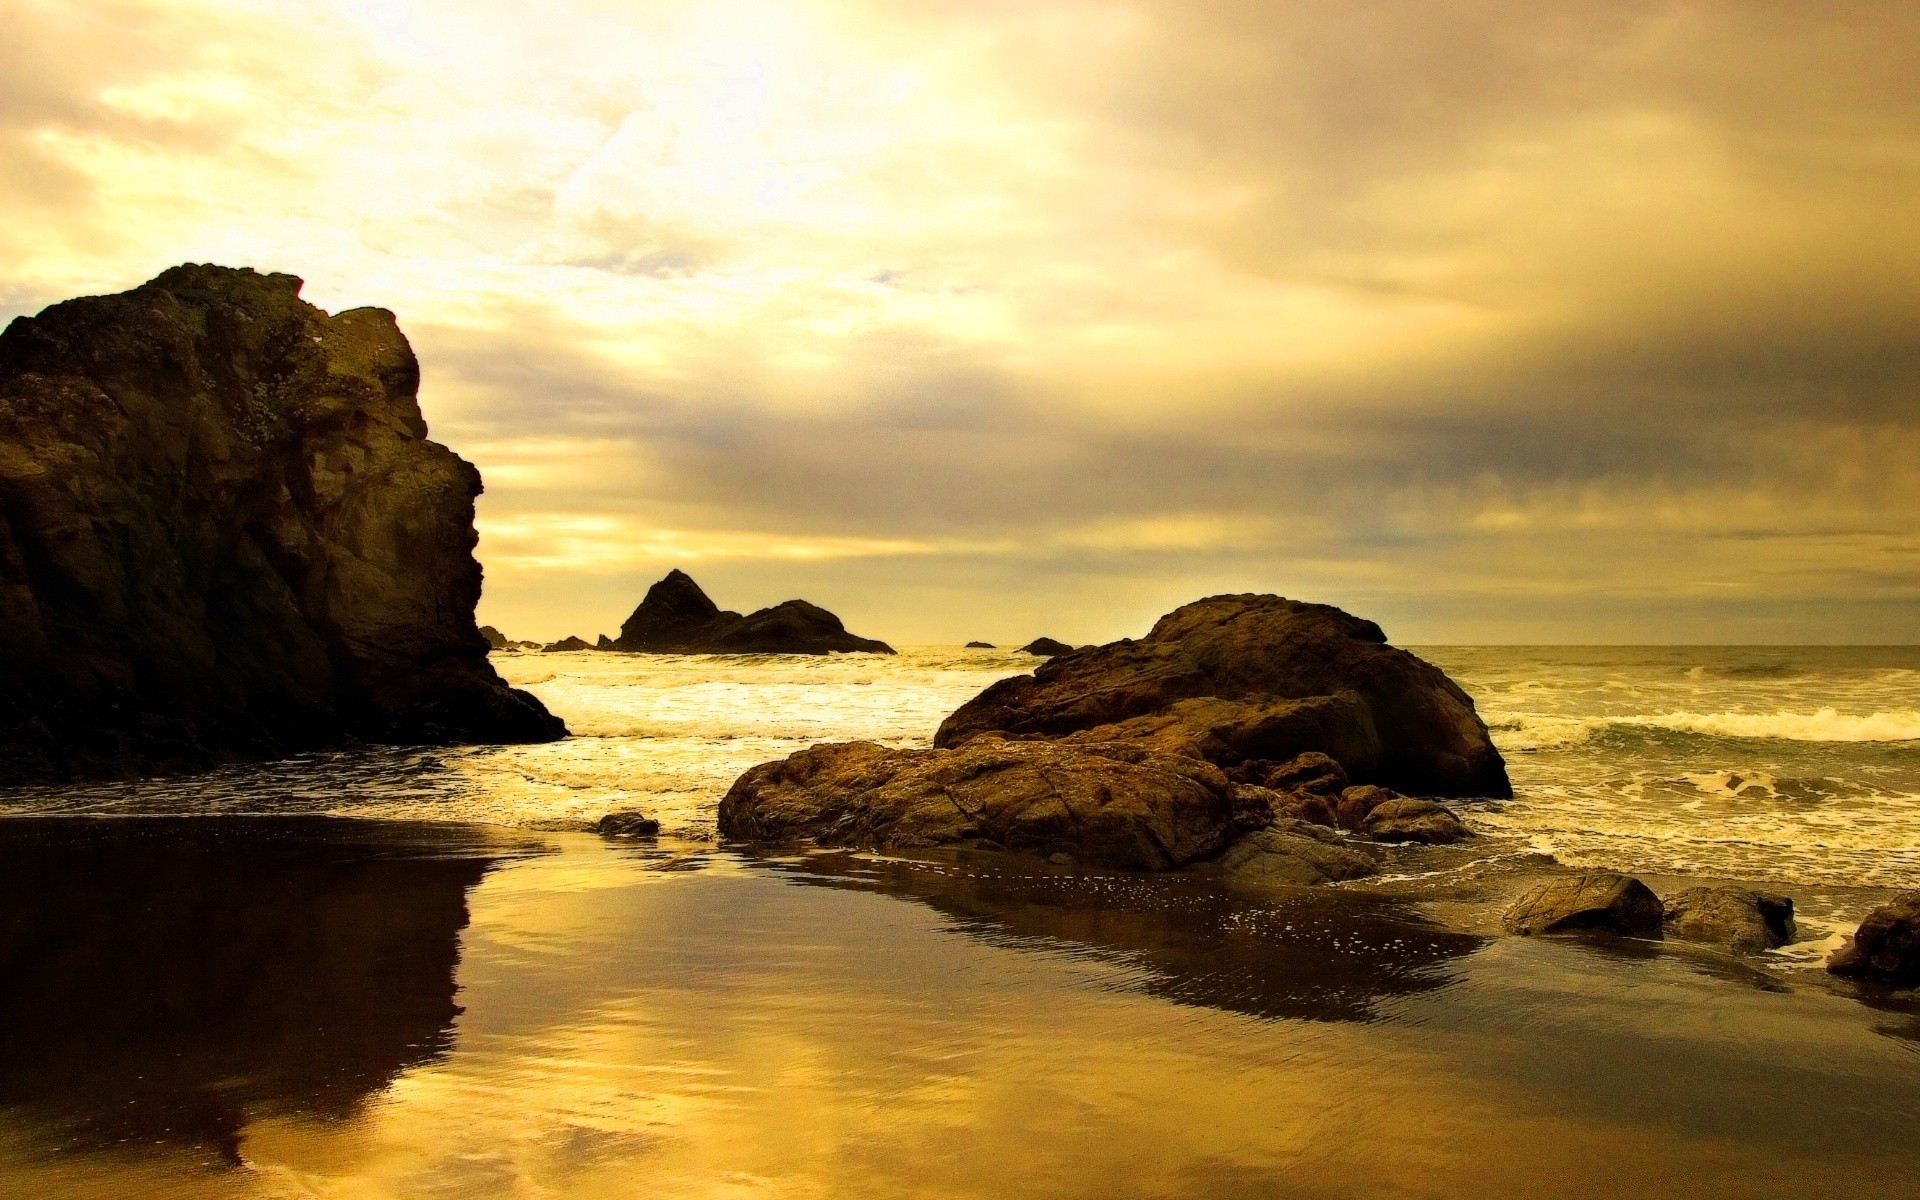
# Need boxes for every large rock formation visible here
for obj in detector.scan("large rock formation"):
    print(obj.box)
[611,569,894,654]
[0,265,565,784]
[718,738,1245,870]
[936,594,1510,798]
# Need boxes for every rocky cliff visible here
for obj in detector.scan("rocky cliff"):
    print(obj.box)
[612,569,894,654]
[0,265,565,784]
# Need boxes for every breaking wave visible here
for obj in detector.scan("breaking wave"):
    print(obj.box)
[1494,707,1920,749]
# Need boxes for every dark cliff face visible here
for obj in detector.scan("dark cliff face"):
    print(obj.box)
[613,569,895,654]
[0,265,565,784]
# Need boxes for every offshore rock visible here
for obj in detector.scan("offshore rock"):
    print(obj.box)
[1020,637,1075,656]
[542,636,594,653]
[965,641,996,649]
[1663,887,1795,954]
[939,595,1509,797]
[1827,892,1920,985]
[0,265,564,783]
[612,569,893,655]
[1502,872,1665,937]
[718,738,1238,871]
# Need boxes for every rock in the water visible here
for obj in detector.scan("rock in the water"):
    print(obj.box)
[718,738,1238,870]
[611,569,893,655]
[1662,887,1794,954]
[598,812,661,839]
[543,636,594,653]
[1361,797,1475,845]
[480,625,510,650]
[1502,872,1665,937]
[0,265,565,783]
[937,594,1510,798]
[965,641,996,649]
[1020,637,1075,656]
[1214,825,1378,887]
[1334,784,1399,831]
[596,634,616,651]
[1827,892,1920,985]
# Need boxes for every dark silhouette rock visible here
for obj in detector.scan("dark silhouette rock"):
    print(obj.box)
[719,738,1239,870]
[598,812,661,838]
[937,594,1510,798]
[1241,751,1349,795]
[480,625,510,650]
[1021,637,1075,656]
[0,265,564,784]
[1502,871,1665,937]
[1662,887,1794,954]
[611,569,893,655]
[965,641,996,649]
[1827,892,1920,985]
[543,636,594,653]
[596,634,616,651]
[1214,824,1378,887]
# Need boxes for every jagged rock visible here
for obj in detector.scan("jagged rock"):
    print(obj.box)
[1361,797,1474,844]
[542,636,594,653]
[479,626,510,650]
[1502,872,1665,937]
[0,265,564,783]
[1663,887,1794,954]
[1214,825,1378,887]
[598,812,661,839]
[1236,751,1349,795]
[936,594,1510,798]
[965,641,996,649]
[596,634,616,651]
[1020,637,1076,656]
[718,738,1239,870]
[1827,892,1920,985]
[611,569,893,655]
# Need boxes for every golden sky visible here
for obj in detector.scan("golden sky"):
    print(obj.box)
[5,0,1918,642]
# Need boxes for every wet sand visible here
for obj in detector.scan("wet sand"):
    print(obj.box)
[0,817,1914,1199]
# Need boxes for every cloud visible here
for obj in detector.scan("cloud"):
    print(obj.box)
[3,0,1916,641]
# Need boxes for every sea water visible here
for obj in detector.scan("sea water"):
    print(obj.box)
[11,644,1919,894]
[3,646,1919,1198]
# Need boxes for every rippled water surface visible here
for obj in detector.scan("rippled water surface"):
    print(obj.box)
[2,645,1918,1198]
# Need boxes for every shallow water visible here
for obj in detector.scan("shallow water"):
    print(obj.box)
[2,645,1918,1197]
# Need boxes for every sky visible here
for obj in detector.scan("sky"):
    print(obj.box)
[4,0,1917,644]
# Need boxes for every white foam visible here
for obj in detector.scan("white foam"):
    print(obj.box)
[1629,707,1920,742]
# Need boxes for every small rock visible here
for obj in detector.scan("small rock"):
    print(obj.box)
[1827,892,1920,985]
[1335,784,1398,831]
[1269,789,1339,828]
[1663,887,1794,954]
[1502,871,1665,937]
[1259,752,1349,795]
[598,812,661,838]
[1363,798,1474,845]
[1216,827,1378,887]
[965,641,996,649]
[1020,637,1076,656]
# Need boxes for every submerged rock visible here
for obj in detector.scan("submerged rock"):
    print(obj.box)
[1021,637,1076,656]
[598,812,661,839]
[718,738,1238,870]
[1502,872,1665,937]
[1214,825,1378,887]
[1663,887,1794,954]
[0,265,564,783]
[611,569,893,655]
[1827,892,1920,985]
[937,594,1510,798]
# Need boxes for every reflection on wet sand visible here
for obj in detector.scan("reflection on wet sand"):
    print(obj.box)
[0,817,527,1166]
[758,848,1488,1022]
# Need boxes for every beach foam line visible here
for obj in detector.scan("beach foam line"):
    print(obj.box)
[1492,708,1920,747]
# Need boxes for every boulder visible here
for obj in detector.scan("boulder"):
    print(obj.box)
[0,265,565,783]
[1243,751,1349,795]
[1335,784,1399,831]
[1662,887,1794,954]
[965,641,996,649]
[1020,637,1076,656]
[611,570,894,655]
[1502,872,1665,937]
[1827,892,1920,985]
[1214,825,1378,887]
[598,812,661,839]
[1362,798,1475,845]
[718,739,1239,870]
[936,594,1509,798]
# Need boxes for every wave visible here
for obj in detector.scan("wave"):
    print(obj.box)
[1493,707,1920,749]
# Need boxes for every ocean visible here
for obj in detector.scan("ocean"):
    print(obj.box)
[2,645,1917,1197]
